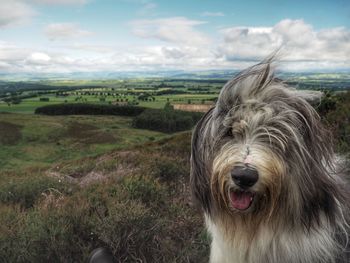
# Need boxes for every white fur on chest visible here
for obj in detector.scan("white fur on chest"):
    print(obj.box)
[205,214,337,263]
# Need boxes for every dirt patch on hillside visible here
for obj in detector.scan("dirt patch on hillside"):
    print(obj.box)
[64,122,117,144]
[0,121,22,145]
[172,103,213,112]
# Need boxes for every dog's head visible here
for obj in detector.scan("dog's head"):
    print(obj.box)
[191,59,340,227]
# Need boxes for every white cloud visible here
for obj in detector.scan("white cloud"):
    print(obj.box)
[0,42,35,72]
[44,23,93,40]
[201,12,225,17]
[0,0,87,29]
[0,19,349,73]
[273,19,314,47]
[0,40,218,73]
[217,19,350,69]
[107,45,218,71]
[0,0,35,28]
[218,26,280,60]
[27,52,51,65]
[130,17,211,46]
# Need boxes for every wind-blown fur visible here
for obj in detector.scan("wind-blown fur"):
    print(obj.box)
[190,58,350,263]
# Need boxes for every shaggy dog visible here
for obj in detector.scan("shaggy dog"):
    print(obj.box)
[190,59,349,263]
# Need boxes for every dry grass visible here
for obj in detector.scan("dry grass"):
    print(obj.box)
[0,131,210,262]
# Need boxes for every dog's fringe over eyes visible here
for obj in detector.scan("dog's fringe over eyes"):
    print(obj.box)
[190,56,350,263]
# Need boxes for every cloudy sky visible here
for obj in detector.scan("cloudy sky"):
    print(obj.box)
[0,0,349,73]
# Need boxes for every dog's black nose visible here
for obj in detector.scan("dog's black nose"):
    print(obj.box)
[231,166,259,188]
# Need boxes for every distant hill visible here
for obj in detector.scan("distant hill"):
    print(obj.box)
[1,70,349,82]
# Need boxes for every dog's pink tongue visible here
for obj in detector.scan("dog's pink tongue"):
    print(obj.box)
[230,191,253,210]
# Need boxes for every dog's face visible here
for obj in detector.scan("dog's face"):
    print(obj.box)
[191,61,338,226]
[211,96,288,214]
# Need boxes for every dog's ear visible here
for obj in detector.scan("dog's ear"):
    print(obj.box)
[190,108,214,213]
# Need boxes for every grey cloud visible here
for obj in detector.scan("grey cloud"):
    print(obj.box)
[161,47,186,59]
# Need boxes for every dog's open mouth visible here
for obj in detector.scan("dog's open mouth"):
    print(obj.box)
[230,190,255,211]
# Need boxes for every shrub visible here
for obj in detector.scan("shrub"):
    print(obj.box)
[0,196,97,262]
[151,157,186,182]
[157,132,192,159]
[122,176,165,205]
[0,133,210,262]
[93,200,163,262]
[0,175,69,208]
[11,98,22,104]
[132,107,202,133]
[316,91,350,152]
[35,103,146,117]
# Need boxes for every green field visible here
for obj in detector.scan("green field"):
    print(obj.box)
[0,92,217,114]
[0,113,166,171]
[1,74,348,114]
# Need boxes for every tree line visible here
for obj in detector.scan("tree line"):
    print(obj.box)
[35,103,203,133]
[35,103,145,117]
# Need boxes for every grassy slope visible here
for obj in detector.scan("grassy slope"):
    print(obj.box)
[0,113,166,171]
[0,113,209,262]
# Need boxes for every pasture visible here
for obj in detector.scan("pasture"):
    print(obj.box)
[0,89,217,114]
[0,78,221,114]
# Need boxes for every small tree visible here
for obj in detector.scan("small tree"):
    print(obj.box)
[164,102,174,112]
